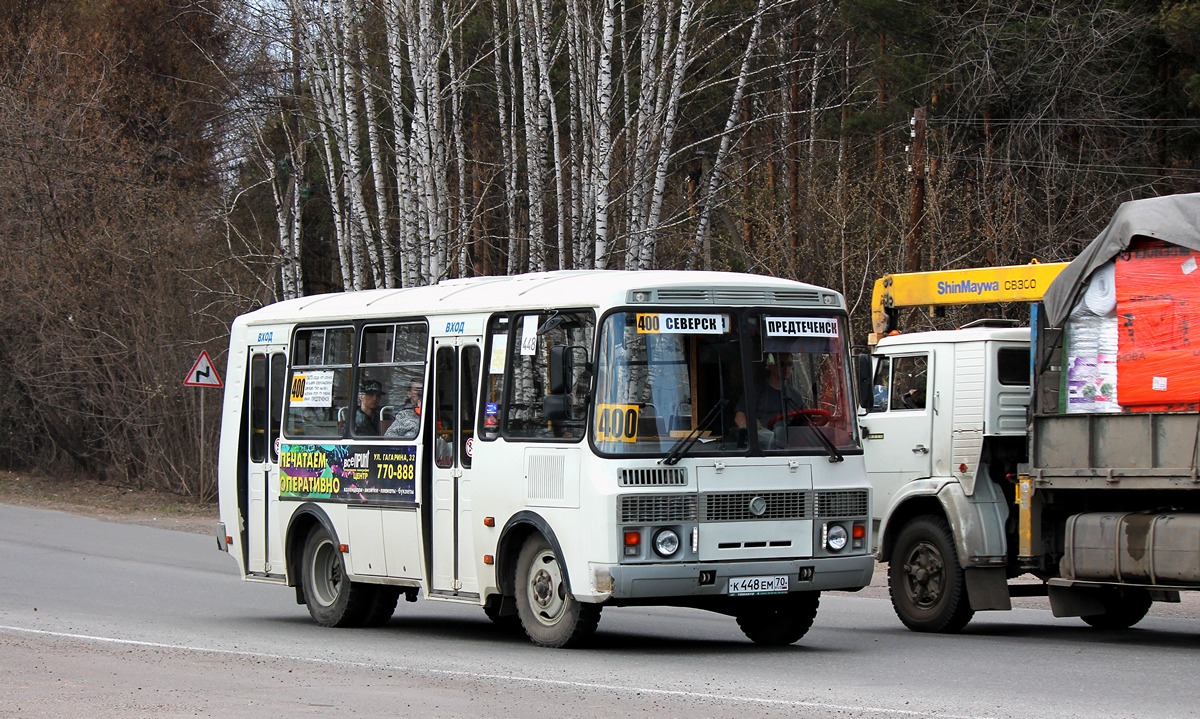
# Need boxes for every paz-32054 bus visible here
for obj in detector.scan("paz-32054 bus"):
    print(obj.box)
[216,270,873,647]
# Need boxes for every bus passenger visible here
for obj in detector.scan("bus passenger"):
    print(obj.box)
[385,380,422,439]
[355,380,385,435]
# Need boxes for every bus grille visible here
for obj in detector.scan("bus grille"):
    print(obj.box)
[619,467,687,487]
[619,494,698,523]
[703,491,810,521]
[814,490,869,517]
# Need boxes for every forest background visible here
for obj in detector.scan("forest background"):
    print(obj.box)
[1,0,1198,501]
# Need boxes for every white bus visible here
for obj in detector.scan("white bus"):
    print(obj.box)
[216,270,873,647]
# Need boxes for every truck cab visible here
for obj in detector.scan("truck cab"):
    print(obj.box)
[861,323,1030,631]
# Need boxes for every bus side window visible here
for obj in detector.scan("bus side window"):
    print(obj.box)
[503,310,594,439]
[284,326,353,438]
[359,322,430,439]
[480,316,508,440]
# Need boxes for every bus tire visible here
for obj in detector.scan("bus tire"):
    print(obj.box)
[514,535,600,648]
[483,597,521,631]
[888,516,974,633]
[735,591,820,645]
[1081,588,1152,630]
[362,586,401,627]
[300,526,373,627]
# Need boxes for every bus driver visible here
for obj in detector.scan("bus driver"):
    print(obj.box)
[734,353,803,430]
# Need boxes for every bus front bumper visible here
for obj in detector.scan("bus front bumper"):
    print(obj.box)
[597,554,874,601]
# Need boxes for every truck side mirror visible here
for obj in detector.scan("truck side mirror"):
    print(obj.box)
[856,353,874,411]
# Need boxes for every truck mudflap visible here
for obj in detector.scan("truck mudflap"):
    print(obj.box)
[1062,512,1200,585]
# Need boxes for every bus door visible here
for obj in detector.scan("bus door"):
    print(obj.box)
[246,346,287,576]
[429,336,483,598]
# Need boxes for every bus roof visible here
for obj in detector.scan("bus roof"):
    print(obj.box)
[233,270,844,326]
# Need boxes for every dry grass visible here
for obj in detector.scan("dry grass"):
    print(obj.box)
[0,470,216,535]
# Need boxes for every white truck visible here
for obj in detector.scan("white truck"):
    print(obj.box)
[859,192,1200,633]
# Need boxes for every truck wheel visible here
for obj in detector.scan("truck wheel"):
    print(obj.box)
[1081,589,1152,630]
[514,535,601,647]
[300,526,373,627]
[735,592,820,645]
[888,516,974,633]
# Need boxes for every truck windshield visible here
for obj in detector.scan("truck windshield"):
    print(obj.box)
[592,310,743,456]
[591,309,860,458]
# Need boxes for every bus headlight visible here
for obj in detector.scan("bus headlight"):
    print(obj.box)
[653,528,680,557]
[824,523,848,552]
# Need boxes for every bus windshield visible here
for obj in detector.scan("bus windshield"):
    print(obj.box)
[739,313,858,454]
[593,310,743,456]
[592,310,859,457]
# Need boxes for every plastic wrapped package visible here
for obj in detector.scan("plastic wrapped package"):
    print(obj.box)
[1114,239,1200,408]
[1064,302,1120,414]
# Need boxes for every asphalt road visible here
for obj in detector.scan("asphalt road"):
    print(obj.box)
[1,503,1197,719]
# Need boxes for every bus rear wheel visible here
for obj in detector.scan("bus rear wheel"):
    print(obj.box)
[514,535,601,648]
[735,591,820,645]
[300,526,374,627]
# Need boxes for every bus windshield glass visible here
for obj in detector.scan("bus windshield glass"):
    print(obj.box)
[739,313,858,453]
[593,310,743,456]
[592,310,859,457]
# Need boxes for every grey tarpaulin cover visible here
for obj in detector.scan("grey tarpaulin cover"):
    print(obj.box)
[1042,193,1200,326]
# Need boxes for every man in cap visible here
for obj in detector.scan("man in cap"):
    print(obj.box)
[355,379,385,436]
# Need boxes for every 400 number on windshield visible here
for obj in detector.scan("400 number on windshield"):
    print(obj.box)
[595,403,640,443]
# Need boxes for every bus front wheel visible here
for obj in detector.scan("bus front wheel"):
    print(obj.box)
[735,591,820,645]
[514,535,601,648]
[300,526,375,627]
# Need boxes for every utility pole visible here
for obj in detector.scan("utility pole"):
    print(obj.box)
[904,106,927,274]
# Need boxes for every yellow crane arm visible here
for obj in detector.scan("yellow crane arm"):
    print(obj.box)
[869,261,1070,343]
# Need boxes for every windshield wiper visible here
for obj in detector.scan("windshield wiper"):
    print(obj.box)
[789,406,844,463]
[660,399,728,466]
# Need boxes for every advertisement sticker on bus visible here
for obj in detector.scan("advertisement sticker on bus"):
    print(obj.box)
[289,370,335,407]
[278,443,417,502]
[635,313,729,334]
[763,316,839,338]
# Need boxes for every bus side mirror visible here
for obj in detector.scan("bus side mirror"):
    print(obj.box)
[544,394,569,421]
[549,345,589,395]
[856,353,874,411]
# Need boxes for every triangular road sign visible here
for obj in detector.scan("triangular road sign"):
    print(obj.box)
[185,350,224,388]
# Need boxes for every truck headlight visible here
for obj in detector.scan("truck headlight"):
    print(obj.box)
[653,528,680,557]
[824,523,848,552]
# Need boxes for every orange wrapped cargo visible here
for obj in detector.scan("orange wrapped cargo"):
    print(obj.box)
[1115,239,1200,407]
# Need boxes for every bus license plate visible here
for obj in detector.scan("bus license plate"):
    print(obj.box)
[727,575,788,596]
